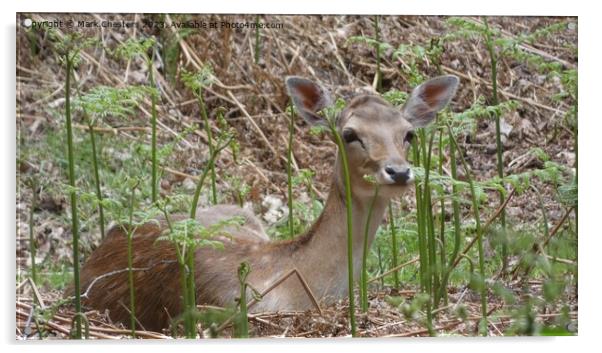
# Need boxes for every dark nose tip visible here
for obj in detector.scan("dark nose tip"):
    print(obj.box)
[385,166,411,183]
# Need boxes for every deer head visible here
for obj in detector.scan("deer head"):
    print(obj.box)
[286,75,459,199]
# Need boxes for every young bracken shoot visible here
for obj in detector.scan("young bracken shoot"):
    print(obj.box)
[74,85,151,239]
[52,31,96,339]
[114,37,160,204]
[287,103,296,238]
[360,175,380,312]
[234,262,251,338]
[182,65,219,205]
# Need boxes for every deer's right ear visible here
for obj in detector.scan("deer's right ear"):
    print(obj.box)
[403,75,459,128]
[285,76,332,126]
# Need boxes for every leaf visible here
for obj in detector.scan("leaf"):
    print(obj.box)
[181,65,214,93]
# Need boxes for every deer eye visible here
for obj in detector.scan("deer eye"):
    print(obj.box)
[404,131,415,144]
[342,129,365,149]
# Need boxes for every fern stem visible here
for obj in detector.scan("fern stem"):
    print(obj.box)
[28,178,38,284]
[287,101,295,238]
[87,123,105,239]
[360,184,379,312]
[64,54,82,339]
[197,87,217,205]
[330,124,357,337]
[388,202,400,289]
[148,55,159,204]
[126,185,137,337]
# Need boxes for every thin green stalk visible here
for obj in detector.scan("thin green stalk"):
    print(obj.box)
[377,245,385,288]
[28,179,38,284]
[421,130,437,335]
[64,55,82,339]
[360,183,380,312]
[235,262,250,338]
[423,131,439,304]
[254,16,261,64]
[483,17,508,272]
[73,84,106,240]
[437,129,447,305]
[148,55,159,204]
[184,135,232,337]
[412,137,428,292]
[161,208,192,337]
[572,80,578,241]
[70,313,90,339]
[447,123,488,335]
[412,131,434,335]
[126,184,137,337]
[329,124,357,337]
[237,190,244,208]
[87,123,105,239]
[437,127,462,305]
[197,87,217,205]
[185,231,197,338]
[388,202,400,289]
[180,263,192,337]
[190,136,232,219]
[287,102,295,238]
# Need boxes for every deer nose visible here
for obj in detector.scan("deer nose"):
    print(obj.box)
[384,165,412,184]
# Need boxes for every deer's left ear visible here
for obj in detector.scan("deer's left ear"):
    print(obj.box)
[403,75,459,128]
[285,76,333,127]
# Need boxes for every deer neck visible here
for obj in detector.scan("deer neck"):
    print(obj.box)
[291,155,390,295]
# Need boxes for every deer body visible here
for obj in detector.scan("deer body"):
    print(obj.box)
[73,76,459,332]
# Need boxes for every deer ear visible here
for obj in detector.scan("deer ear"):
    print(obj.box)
[285,76,332,126]
[403,75,459,128]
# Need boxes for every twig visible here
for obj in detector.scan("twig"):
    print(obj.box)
[367,257,419,284]
[542,207,574,248]
[327,31,355,85]
[249,268,322,314]
[73,123,150,134]
[249,315,283,331]
[28,278,46,310]
[117,300,147,332]
[544,254,575,265]
[74,261,176,300]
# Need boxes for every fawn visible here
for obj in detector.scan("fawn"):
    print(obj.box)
[70,75,459,331]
